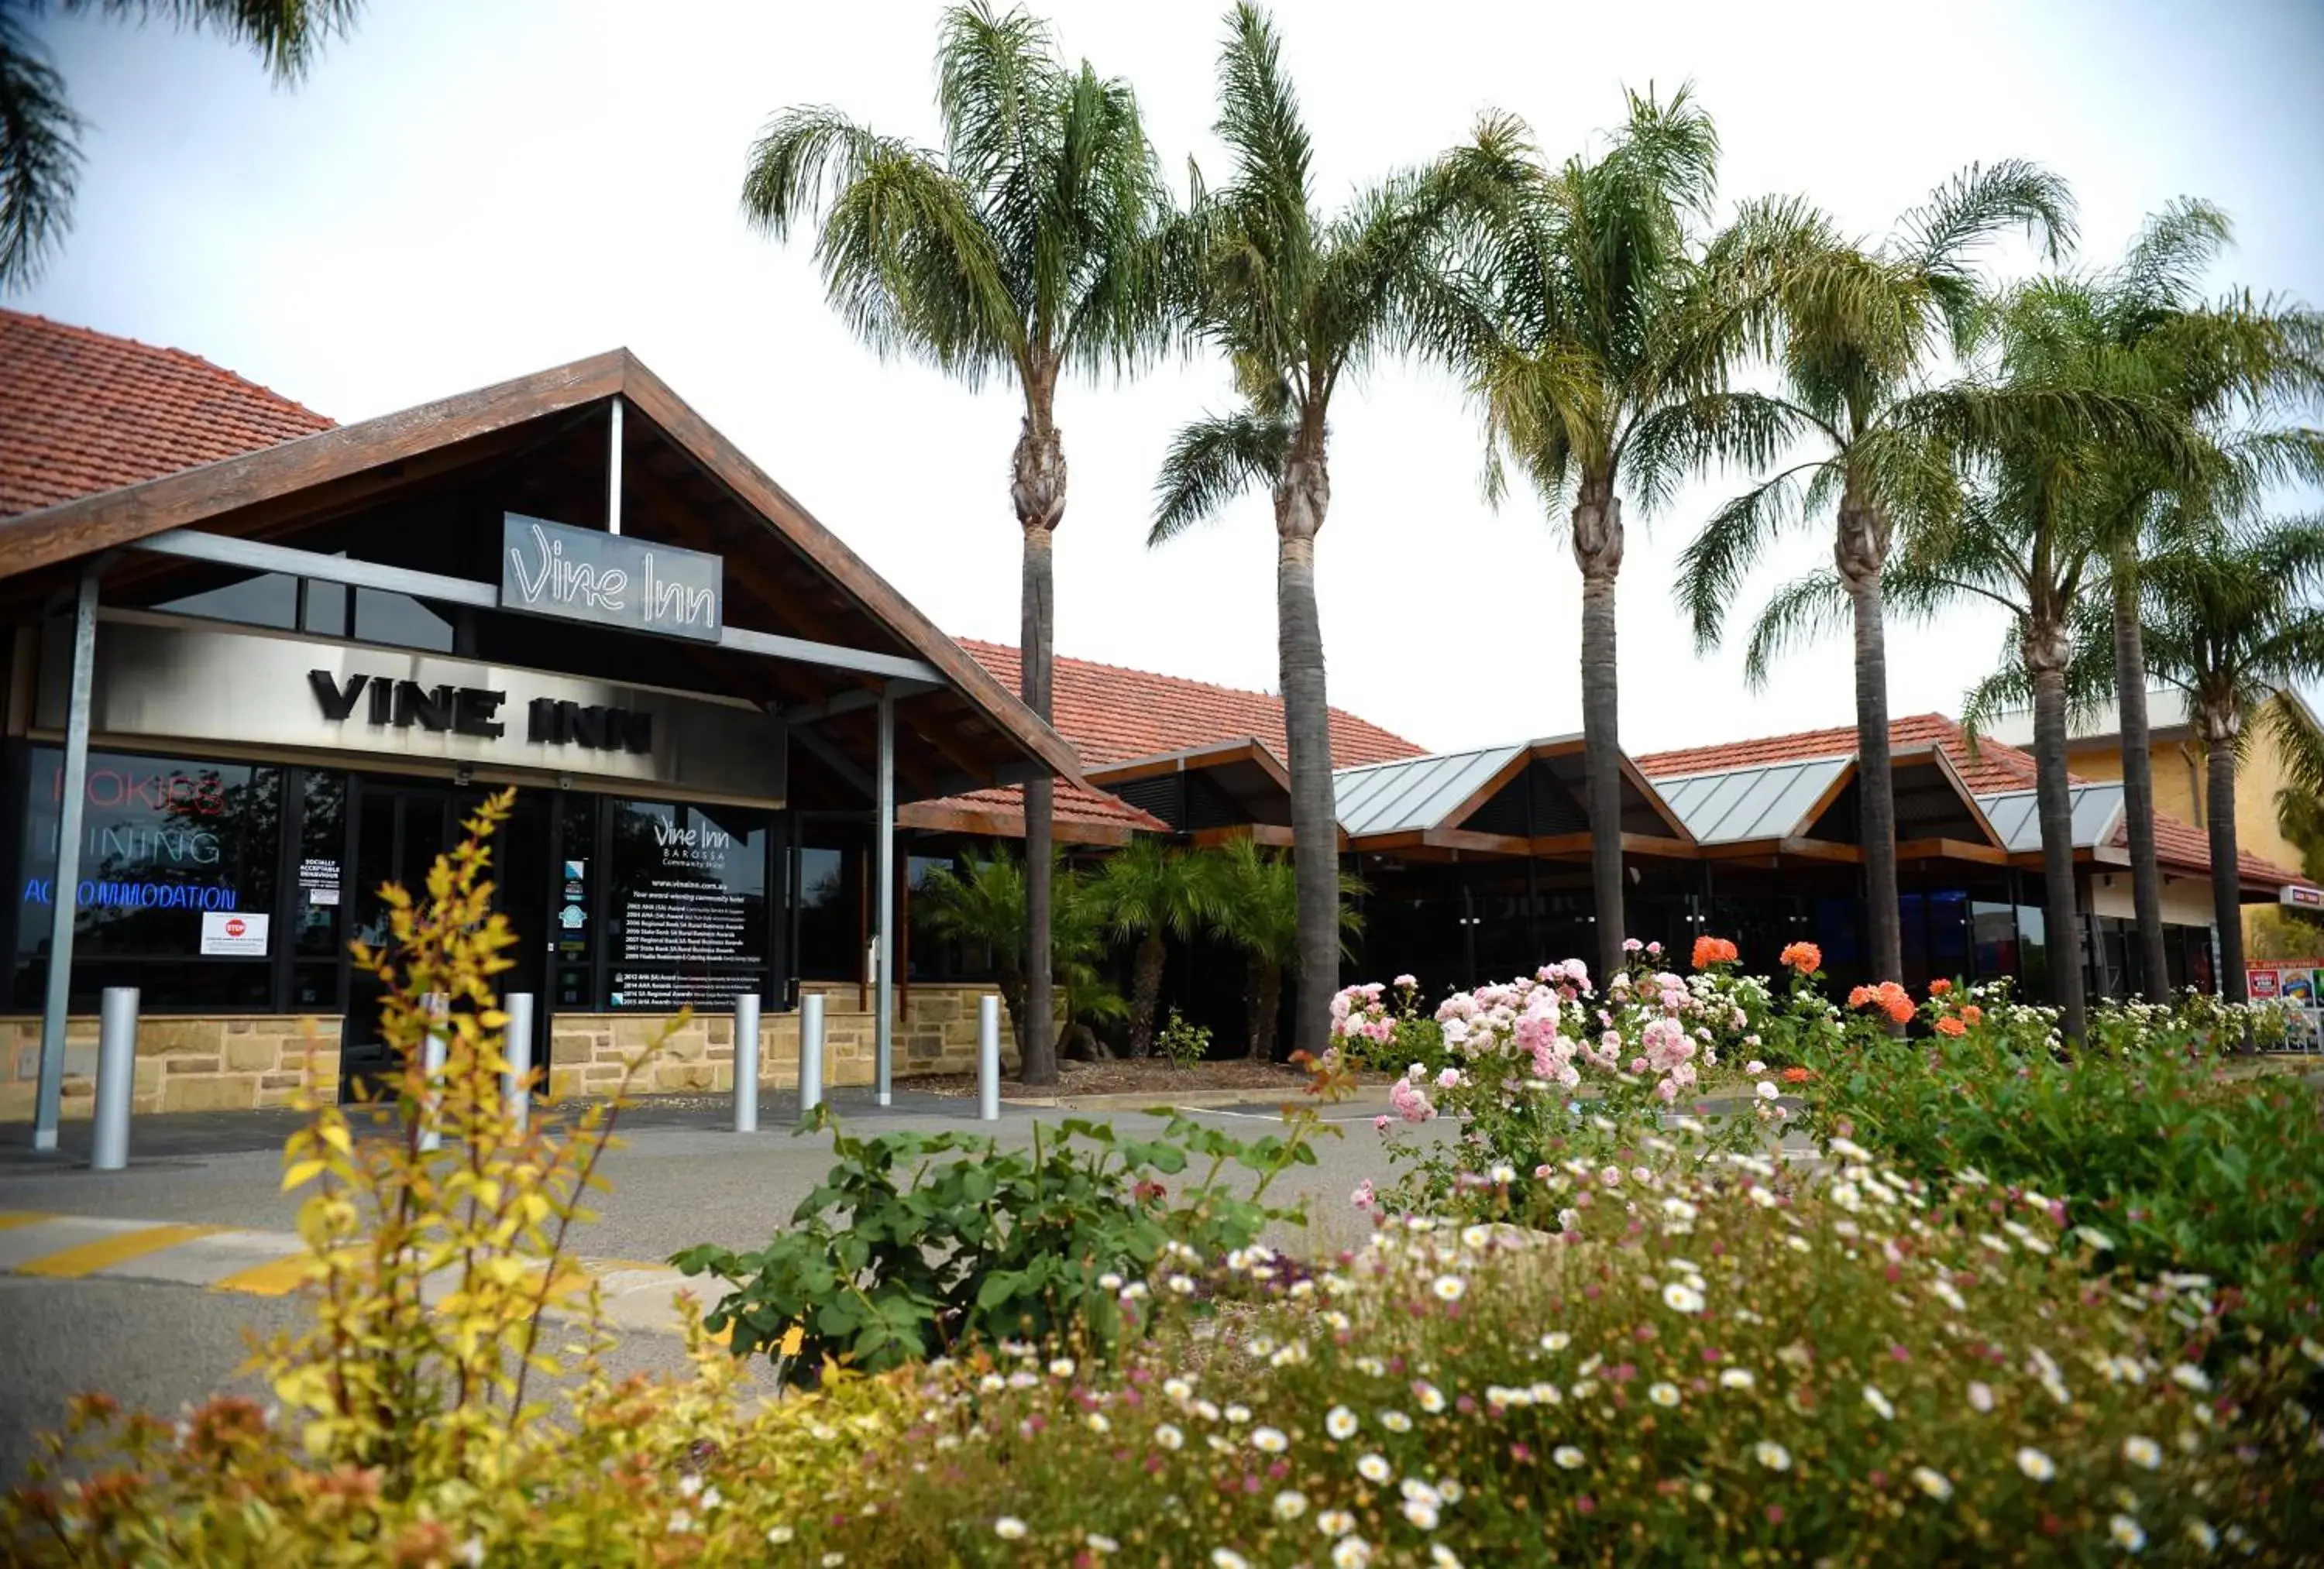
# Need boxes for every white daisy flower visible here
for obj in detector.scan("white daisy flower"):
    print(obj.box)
[1719,1368,1755,1391]
[1381,1410,1413,1433]
[1252,1427,1288,1454]
[1862,1385,1894,1420]
[1274,1490,1308,1521]
[1754,1441,1793,1472]
[2122,1435,2161,1470]
[1357,1453,1392,1484]
[1212,1550,1250,1569]
[1167,1274,1197,1295]
[2170,1364,2212,1393]
[1910,1467,1953,1501]
[1430,1547,1463,1569]
[1401,1499,1440,1530]
[1540,1332,1571,1353]
[1331,1538,1374,1569]
[1662,1281,1705,1314]
[2014,1447,2057,1482]
[2184,1519,2218,1550]
[1432,1275,1466,1302]
[1316,1509,1356,1537]
[1326,1405,1360,1440]
[1155,1423,1184,1451]
[767,1526,795,1546]
[1087,1534,1119,1555]
[1085,1412,1110,1433]
[1967,1381,1995,1414]
[1552,1445,1586,1470]
[1049,1358,1076,1378]
[995,1516,1028,1540]
[1164,1377,1194,1402]
[2108,1515,2146,1553]
[1414,1382,1447,1414]
[1648,1382,1681,1408]
[1224,1404,1251,1425]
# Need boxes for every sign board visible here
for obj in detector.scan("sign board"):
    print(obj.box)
[38,614,787,805]
[500,514,723,643]
[2248,960,2323,1051]
[201,910,270,956]
[2283,884,2324,910]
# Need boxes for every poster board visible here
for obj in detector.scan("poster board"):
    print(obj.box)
[2247,960,2323,1050]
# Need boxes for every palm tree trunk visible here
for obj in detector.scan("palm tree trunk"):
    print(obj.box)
[1128,929,1167,1056]
[1573,479,1626,985]
[2027,627,2088,1043]
[1839,506,1903,987]
[1254,959,1283,1061]
[2110,552,2171,999]
[1274,442,1338,1059]
[1013,382,1065,1086]
[2202,716,2248,1005]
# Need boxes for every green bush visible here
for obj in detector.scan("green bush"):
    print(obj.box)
[1155,1007,1214,1070]
[1803,1014,2324,1337]
[671,1110,1322,1382]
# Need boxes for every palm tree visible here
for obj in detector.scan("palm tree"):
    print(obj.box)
[915,844,1119,1060]
[2069,204,2324,997]
[1085,836,1212,1056]
[741,2,1171,1085]
[2,0,361,288]
[1443,86,1765,986]
[1199,836,1360,1059]
[1147,3,1470,1057]
[2134,513,2324,1004]
[1673,162,2077,987]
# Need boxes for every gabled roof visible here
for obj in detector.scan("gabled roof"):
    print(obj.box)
[1977,783,2126,854]
[1653,754,1853,845]
[1,310,333,517]
[0,345,1083,798]
[1332,735,1692,847]
[958,640,1423,770]
[1637,712,2046,797]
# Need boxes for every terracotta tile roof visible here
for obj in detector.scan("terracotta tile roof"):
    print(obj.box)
[901,779,1169,841]
[957,640,1425,770]
[2129,812,2310,890]
[1636,712,2048,796]
[0,310,332,517]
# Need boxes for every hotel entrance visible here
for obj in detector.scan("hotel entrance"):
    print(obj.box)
[339,778,552,1100]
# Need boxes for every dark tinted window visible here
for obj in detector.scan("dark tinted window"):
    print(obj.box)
[154,572,298,630]
[605,798,768,1008]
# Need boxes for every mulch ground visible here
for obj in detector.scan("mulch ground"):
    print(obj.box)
[906,1056,1337,1100]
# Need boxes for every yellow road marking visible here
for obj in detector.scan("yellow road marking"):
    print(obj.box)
[18,1223,228,1279]
[0,1212,54,1232]
[211,1254,317,1296]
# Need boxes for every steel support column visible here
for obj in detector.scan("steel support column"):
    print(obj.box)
[33,565,100,1151]
[875,688,896,1106]
[607,396,624,536]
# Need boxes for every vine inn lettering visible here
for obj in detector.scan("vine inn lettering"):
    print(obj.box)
[306,671,654,755]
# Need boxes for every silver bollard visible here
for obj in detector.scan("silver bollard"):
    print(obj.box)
[418,997,447,1153]
[799,992,825,1113]
[504,992,535,1134]
[734,993,761,1133]
[90,987,139,1171]
[977,993,1001,1123]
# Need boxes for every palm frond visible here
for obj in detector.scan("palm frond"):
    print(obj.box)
[2264,688,2324,805]
[1625,389,1813,513]
[2110,197,2233,321]
[1739,570,1850,689]
[1150,407,1291,544]
[68,0,363,81]
[0,15,81,290]
[1674,460,1824,651]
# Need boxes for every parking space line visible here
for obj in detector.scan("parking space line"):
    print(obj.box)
[17,1223,229,1279]
[211,1253,316,1296]
[0,1211,53,1232]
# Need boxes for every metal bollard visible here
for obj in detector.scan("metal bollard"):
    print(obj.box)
[976,993,1001,1123]
[90,987,139,1171]
[799,992,825,1113]
[418,996,447,1153]
[734,993,761,1133]
[504,992,535,1134]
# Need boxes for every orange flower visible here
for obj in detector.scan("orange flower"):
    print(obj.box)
[1778,942,1822,974]
[1961,1004,1983,1025]
[1848,985,1874,1009]
[1884,995,1916,1025]
[1691,935,1739,970]
[1933,1015,1967,1037]
[1781,1066,1813,1083]
[1929,978,1952,996]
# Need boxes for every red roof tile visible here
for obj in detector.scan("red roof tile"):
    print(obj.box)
[1637,712,2048,797]
[901,779,1169,841]
[2127,812,2309,890]
[0,310,332,517]
[958,640,1424,771]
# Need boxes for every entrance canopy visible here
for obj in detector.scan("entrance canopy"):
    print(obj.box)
[1333,735,1694,861]
[0,349,1080,805]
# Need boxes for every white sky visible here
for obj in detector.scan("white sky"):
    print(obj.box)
[17,0,2324,756]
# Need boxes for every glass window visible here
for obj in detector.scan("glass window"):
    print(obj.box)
[291,771,347,960]
[604,798,768,1009]
[353,589,456,651]
[303,579,348,637]
[155,572,298,630]
[2016,904,2050,1001]
[906,850,998,983]
[12,748,284,1010]
[1971,901,2017,981]
[797,837,861,981]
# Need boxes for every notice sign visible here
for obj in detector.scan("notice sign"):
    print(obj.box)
[297,857,341,908]
[201,911,270,956]
[2248,961,2323,1051]
[610,810,762,1008]
[500,513,723,643]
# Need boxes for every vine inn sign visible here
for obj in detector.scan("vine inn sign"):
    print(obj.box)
[0,345,1081,1148]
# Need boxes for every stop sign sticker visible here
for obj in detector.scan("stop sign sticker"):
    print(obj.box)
[200,910,270,956]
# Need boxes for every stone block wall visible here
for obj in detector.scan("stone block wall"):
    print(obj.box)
[545,984,1018,1100]
[0,984,1008,1120]
[0,1015,342,1122]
